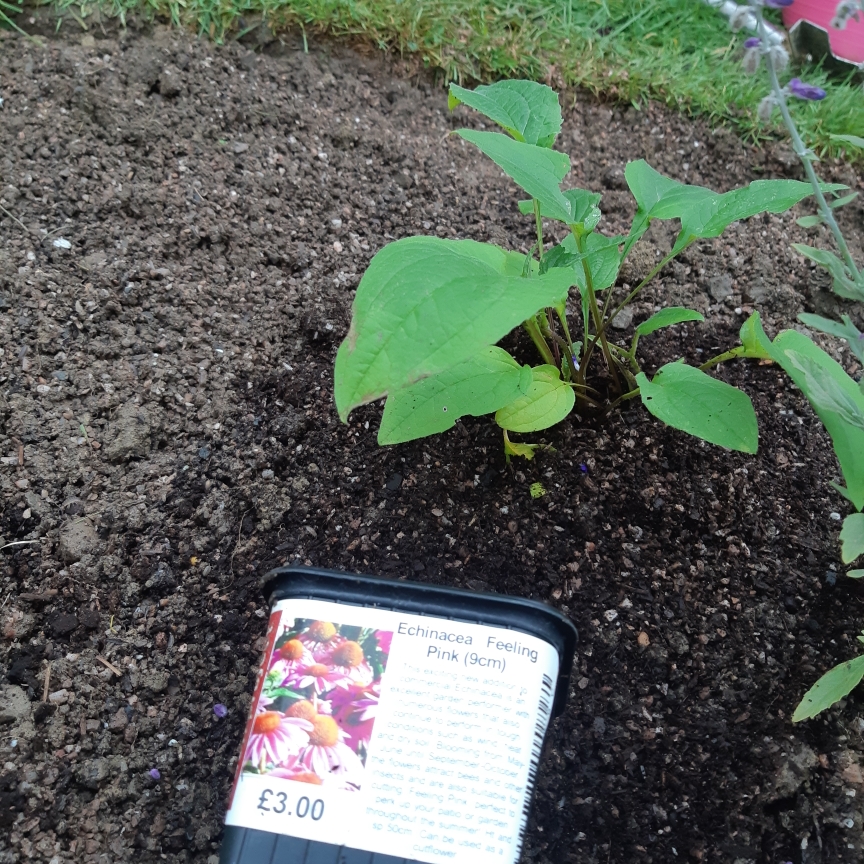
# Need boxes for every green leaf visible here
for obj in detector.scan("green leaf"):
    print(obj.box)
[559,232,622,292]
[796,215,823,228]
[635,307,704,338]
[738,311,773,359]
[623,160,681,254]
[625,160,843,256]
[518,188,602,231]
[841,513,864,565]
[798,313,864,364]
[625,160,681,214]
[783,351,864,432]
[334,237,576,421]
[377,347,528,445]
[768,330,864,511]
[700,179,843,237]
[830,134,864,150]
[495,365,575,432]
[448,80,562,148]
[792,655,864,722]
[503,430,541,461]
[636,363,758,453]
[792,244,864,302]
[849,569,864,579]
[455,130,573,224]
[266,688,306,700]
[538,243,581,274]
[830,191,859,210]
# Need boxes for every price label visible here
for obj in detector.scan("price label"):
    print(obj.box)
[225,598,558,864]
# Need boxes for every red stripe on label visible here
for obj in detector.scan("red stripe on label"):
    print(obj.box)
[226,608,282,810]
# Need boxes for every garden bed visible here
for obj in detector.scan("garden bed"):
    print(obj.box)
[1,22,864,864]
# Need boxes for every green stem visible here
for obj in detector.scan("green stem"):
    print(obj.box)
[591,247,684,355]
[755,8,859,280]
[573,229,620,390]
[699,346,746,372]
[603,387,642,416]
[554,306,579,381]
[524,318,556,366]
[533,199,544,266]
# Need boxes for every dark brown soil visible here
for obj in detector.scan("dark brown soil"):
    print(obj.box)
[2,18,864,864]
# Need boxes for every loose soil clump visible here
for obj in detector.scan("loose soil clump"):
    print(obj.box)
[1,20,864,864]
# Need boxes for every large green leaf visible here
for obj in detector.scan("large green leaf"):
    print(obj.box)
[636,363,758,453]
[635,307,704,338]
[455,130,573,224]
[334,237,576,421]
[495,365,575,433]
[448,80,562,148]
[377,347,529,445]
[841,513,864,565]
[793,655,864,722]
[768,330,864,511]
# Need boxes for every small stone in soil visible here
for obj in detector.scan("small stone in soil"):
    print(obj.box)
[103,403,151,463]
[611,307,634,330]
[708,273,734,301]
[51,613,78,636]
[78,608,100,629]
[59,518,99,562]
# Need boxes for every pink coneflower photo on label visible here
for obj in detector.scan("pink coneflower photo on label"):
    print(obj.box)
[242,617,392,790]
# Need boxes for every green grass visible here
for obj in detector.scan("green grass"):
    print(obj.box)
[33,0,864,157]
[1,0,28,34]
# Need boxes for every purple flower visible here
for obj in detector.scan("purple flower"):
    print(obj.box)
[579,464,588,474]
[744,37,762,48]
[213,703,228,718]
[787,78,827,101]
[148,768,161,780]
[764,0,794,7]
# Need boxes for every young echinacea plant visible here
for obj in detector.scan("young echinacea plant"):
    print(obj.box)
[334,79,836,460]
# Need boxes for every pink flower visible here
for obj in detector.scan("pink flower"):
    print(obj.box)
[267,763,325,786]
[297,715,365,781]
[269,637,315,683]
[331,683,380,750]
[244,711,312,771]
[299,621,340,660]
[291,662,354,693]
[375,630,393,656]
[328,641,374,687]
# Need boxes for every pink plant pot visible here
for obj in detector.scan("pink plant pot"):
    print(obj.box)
[783,0,864,64]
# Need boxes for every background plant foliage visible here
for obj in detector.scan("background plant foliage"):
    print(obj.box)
[37,0,864,159]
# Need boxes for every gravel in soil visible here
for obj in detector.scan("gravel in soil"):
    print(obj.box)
[1,20,864,864]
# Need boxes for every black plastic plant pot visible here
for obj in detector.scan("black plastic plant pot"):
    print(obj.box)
[220,566,578,864]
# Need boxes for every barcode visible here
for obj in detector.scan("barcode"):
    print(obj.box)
[515,673,555,858]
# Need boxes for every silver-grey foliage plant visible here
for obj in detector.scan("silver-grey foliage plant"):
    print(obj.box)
[730,0,864,721]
